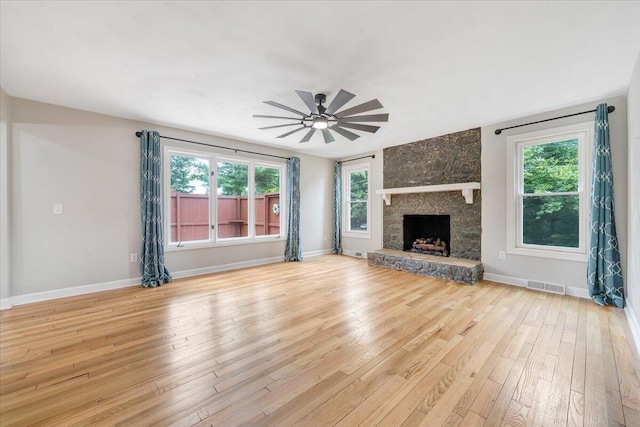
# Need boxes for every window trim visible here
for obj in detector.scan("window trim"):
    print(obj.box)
[506,121,592,261]
[163,145,286,250]
[342,162,371,239]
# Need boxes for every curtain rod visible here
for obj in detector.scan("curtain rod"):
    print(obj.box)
[337,154,375,164]
[494,105,615,135]
[135,131,291,160]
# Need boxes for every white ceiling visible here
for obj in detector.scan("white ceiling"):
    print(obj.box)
[1,1,639,159]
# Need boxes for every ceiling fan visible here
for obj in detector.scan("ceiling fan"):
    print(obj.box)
[253,89,389,143]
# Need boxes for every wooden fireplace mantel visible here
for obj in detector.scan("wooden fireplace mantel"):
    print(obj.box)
[375,182,481,206]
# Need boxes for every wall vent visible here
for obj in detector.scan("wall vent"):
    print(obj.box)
[355,252,363,257]
[526,280,566,295]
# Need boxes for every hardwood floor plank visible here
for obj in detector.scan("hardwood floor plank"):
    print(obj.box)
[459,410,486,427]
[568,390,585,427]
[623,405,640,427]
[609,306,640,412]
[0,255,637,426]
[468,379,502,419]
[584,354,608,426]
[501,399,529,427]
[489,356,515,385]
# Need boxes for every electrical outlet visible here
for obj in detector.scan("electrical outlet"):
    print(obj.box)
[499,251,506,260]
[130,253,138,263]
[53,204,63,215]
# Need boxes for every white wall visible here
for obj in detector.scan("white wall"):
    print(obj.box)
[626,52,640,346]
[298,153,335,256]
[339,150,384,257]
[6,96,333,300]
[482,95,628,294]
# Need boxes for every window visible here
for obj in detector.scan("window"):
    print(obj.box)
[168,152,211,244]
[164,147,285,248]
[254,165,281,237]
[342,163,371,238]
[506,122,592,261]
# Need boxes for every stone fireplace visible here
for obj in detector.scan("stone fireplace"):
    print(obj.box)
[368,128,483,284]
[382,128,482,260]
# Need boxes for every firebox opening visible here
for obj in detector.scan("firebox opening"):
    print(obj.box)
[403,214,451,257]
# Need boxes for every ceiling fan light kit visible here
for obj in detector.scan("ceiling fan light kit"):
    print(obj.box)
[254,89,389,143]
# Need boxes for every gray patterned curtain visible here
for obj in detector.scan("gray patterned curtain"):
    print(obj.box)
[333,161,343,254]
[587,104,623,307]
[140,130,172,287]
[284,156,302,262]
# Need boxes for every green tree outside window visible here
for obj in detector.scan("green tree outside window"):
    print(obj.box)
[521,139,579,247]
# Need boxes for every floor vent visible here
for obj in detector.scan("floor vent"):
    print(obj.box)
[526,280,566,295]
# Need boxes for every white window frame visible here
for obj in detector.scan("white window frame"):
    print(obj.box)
[506,121,592,261]
[342,162,371,239]
[163,145,286,250]
[252,162,286,241]
[165,147,213,246]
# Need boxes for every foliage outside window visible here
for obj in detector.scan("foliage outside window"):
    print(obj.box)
[507,123,591,260]
[343,163,371,238]
[165,148,284,248]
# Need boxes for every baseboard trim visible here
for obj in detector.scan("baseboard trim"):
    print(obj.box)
[302,248,333,258]
[1,251,337,309]
[8,277,142,307]
[170,256,284,279]
[482,272,590,299]
[482,273,527,287]
[625,303,640,355]
[342,250,368,259]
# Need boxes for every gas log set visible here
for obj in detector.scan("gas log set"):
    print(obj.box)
[411,237,449,257]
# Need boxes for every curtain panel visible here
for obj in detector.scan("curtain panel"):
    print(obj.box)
[284,156,302,262]
[140,130,172,287]
[587,104,624,308]
[333,161,343,254]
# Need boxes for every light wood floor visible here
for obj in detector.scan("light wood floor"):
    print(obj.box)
[1,255,639,426]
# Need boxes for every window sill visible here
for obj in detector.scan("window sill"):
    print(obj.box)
[166,235,285,252]
[507,246,587,262]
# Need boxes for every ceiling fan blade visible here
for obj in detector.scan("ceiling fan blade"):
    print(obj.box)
[335,99,383,118]
[264,101,307,117]
[295,90,319,115]
[300,128,316,143]
[253,114,303,120]
[259,123,301,130]
[276,127,306,138]
[332,126,360,141]
[339,113,389,123]
[338,122,380,133]
[325,89,356,115]
[322,129,335,144]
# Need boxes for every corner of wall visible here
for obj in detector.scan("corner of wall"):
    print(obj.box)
[626,50,640,352]
[0,88,10,302]
[625,303,640,355]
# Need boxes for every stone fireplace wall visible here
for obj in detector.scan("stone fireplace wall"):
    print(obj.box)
[383,128,482,260]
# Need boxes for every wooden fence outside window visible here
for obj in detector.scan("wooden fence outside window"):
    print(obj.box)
[170,192,280,242]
